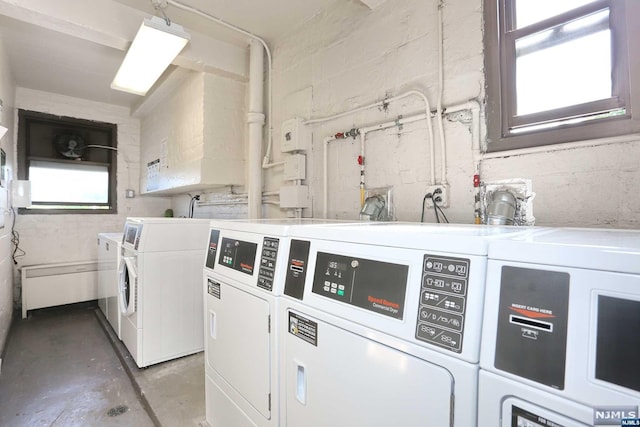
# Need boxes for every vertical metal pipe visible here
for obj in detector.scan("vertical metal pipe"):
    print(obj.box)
[248,39,265,218]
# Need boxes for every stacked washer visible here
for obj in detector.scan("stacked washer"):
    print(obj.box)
[202,219,348,427]
[97,232,123,338]
[479,227,640,426]
[119,217,210,368]
[277,223,535,427]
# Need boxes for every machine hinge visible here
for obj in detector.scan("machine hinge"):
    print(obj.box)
[268,393,271,411]
[268,315,271,333]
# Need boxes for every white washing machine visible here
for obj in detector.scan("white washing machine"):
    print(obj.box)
[277,223,535,427]
[479,228,640,426]
[98,232,123,338]
[119,217,210,368]
[202,219,349,427]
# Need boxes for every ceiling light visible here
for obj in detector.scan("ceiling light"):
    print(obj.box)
[111,16,190,96]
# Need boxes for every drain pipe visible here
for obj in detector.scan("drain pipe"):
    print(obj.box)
[248,40,265,218]
[436,0,448,186]
[166,0,272,218]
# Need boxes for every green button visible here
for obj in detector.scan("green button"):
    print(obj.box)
[338,290,344,296]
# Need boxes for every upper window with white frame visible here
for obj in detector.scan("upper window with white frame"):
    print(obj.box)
[17,110,117,214]
[484,0,640,151]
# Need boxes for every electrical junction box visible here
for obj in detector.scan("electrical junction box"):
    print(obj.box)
[281,117,310,153]
[279,185,311,208]
[10,180,32,208]
[284,154,306,181]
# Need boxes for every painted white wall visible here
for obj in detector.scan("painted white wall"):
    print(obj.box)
[0,34,16,353]
[13,88,171,303]
[265,0,640,228]
[140,71,247,196]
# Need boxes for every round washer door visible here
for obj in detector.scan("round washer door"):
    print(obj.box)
[119,257,137,316]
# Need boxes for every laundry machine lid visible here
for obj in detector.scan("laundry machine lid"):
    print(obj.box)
[489,227,640,273]
[99,233,123,245]
[124,217,210,252]
[208,218,352,236]
[286,222,538,256]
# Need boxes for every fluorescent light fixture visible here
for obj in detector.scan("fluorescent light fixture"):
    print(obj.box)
[111,16,190,96]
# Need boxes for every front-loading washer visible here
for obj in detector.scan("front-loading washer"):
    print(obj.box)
[119,217,210,368]
[278,222,535,427]
[202,219,349,427]
[479,227,640,426]
[98,232,122,338]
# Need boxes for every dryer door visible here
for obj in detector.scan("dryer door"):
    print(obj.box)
[119,257,137,316]
[283,309,454,427]
[206,278,271,419]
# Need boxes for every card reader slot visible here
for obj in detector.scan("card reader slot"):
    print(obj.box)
[509,315,553,332]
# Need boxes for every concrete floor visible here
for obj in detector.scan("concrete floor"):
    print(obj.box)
[0,304,207,427]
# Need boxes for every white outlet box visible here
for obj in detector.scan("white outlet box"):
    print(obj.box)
[424,184,449,208]
[281,117,310,153]
[280,185,311,208]
[284,154,306,181]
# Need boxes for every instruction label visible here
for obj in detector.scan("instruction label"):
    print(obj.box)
[289,312,318,346]
[207,279,221,299]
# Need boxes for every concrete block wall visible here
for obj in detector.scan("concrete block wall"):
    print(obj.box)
[13,88,171,303]
[0,34,16,355]
[265,0,640,228]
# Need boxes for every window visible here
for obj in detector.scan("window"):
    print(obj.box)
[484,0,640,151]
[17,110,117,214]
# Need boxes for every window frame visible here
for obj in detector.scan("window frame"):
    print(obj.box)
[484,0,640,152]
[17,110,118,214]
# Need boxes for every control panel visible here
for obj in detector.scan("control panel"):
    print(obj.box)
[205,229,220,270]
[218,237,257,276]
[283,240,311,300]
[415,254,470,353]
[495,266,569,389]
[311,252,408,320]
[257,237,279,291]
[123,223,142,250]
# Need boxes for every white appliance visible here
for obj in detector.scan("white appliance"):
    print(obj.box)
[98,232,123,338]
[202,219,346,427]
[277,223,534,427]
[479,228,640,427]
[119,217,210,368]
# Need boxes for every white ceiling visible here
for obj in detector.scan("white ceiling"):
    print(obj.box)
[112,0,340,46]
[0,0,352,110]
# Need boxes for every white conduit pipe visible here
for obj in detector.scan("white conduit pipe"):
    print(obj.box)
[436,0,448,185]
[322,113,430,218]
[357,114,431,209]
[197,196,279,207]
[307,90,436,182]
[248,40,265,218]
[322,100,481,219]
[166,0,278,217]
[323,136,333,219]
[166,1,274,217]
